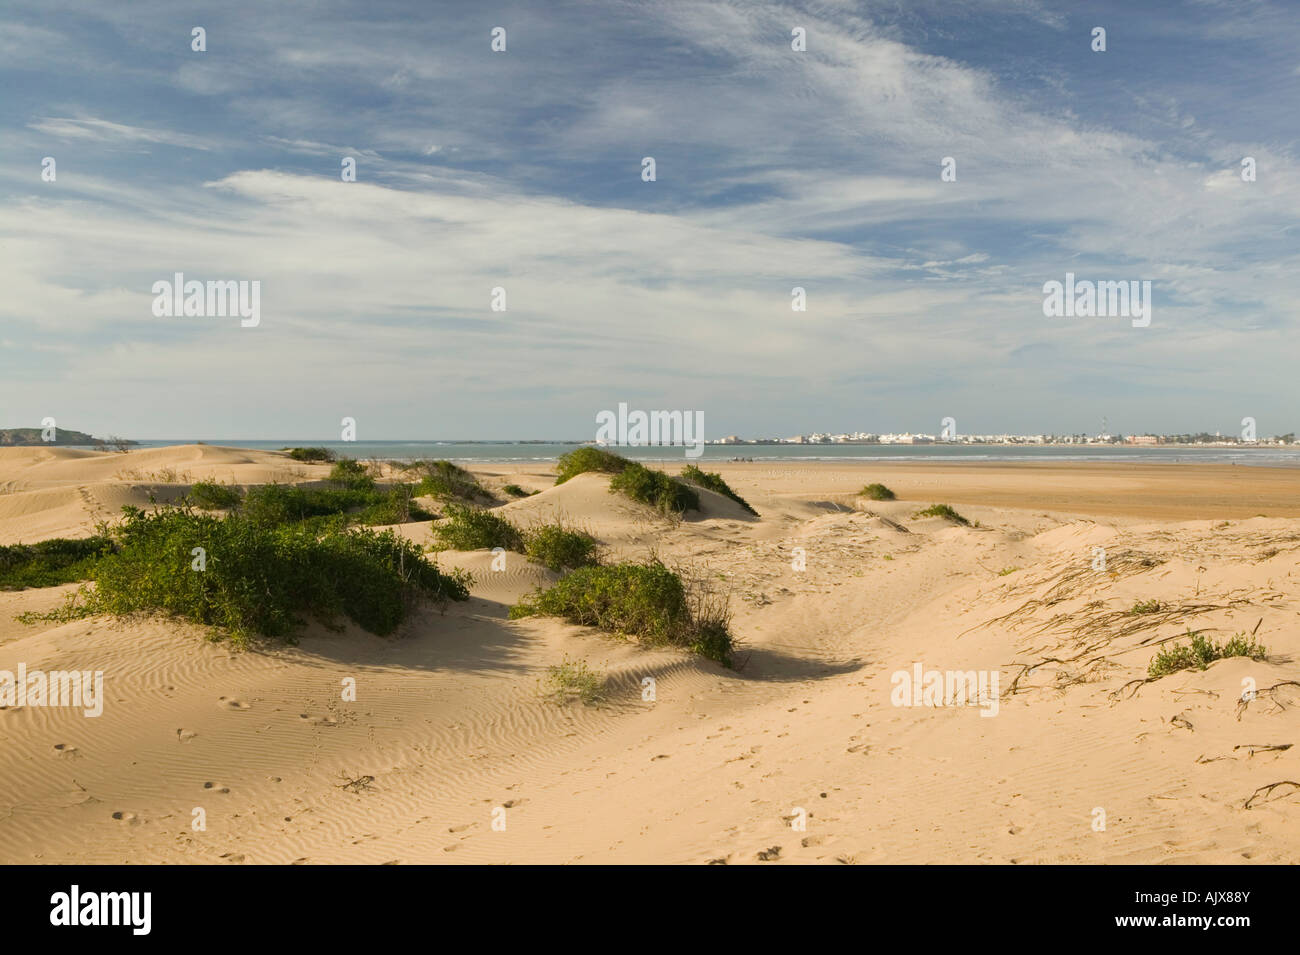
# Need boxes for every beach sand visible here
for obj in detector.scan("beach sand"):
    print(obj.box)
[1,445,1297,864]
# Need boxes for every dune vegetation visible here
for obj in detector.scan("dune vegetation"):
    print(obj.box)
[860,482,896,501]
[680,464,757,515]
[554,446,631,484]
[21,504,470,645]
[1147,630,1268,679]
[510,558,733,665]
[912,503,970,525]
[0,536,113,589]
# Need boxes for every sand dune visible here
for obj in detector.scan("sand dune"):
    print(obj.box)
[0,446,1296,863]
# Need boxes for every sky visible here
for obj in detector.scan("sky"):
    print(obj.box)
[1,0,1298,441]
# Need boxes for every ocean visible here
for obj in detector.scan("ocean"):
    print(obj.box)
[124,440,1300,466]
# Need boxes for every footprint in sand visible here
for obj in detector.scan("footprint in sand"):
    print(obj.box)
[176,728,198,742]
[218,696,250,711]
[298,713,338,726]
[53,743,79,757]
[111,811,141,826]
[203,782,231,794]
[756,845,783,862]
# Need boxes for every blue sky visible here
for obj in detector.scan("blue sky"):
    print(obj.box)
[2,0,1297,440]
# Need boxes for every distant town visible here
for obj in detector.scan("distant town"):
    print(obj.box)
[710,430,1298,447]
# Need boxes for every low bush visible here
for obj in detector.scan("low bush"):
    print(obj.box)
[240,483,429,528]
[554,447,631,484]
[189,480,244,510]
[680,465,757,515]
[0,536,113,589]
[609,463,699,514]
[510,558,733,664]
[432,503,525,552]
[523,522,601,572]
[412,460,490,502]
[283,447,336,463]
[1148,630,1268,679]
[861,483,896,501]
[329,458,375,490]
[50,505,469,646]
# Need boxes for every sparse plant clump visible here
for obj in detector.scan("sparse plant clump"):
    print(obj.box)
[354,484,432,525]
[1128,599,1164,615]
[329,458,375,490]
[24,504,469,646]
[0,536,113,590]
[861,483,896,501]
[1147,630,1268,679]
[680,465,757,515]
[912,503,969,526]
[411,460,491,503]
[510,558,734,665]
[523,521,601,572]
[188,480,244,510]
[554,447,631,484]
[998,566,1019,576]
[432,503,525,552]
[240,483,430,528]
[541,656,606,705]
[283,447,336,463]
[609,463,699,515]
[502,483,530,497]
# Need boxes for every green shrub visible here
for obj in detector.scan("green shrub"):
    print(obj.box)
[861,483,896,501]
[609,463,699,514]
[354,485,433,525]
[0,536,113,589]
[1148,630,1268,679]
[912,503,969,525]
[523,522,601,572]
[554,447,631,485]
[240,483,428,528]
[502,483,530,498]
[69,505,468,646]
[412,460,490,502]
[680,465,757,515]
[432,503,525,552]
[329,458,375,490]
[189,480,244,510]
[510,559,733,664]
[283,447,336,463]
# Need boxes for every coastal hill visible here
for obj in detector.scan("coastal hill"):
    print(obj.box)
[0,427,134,447]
